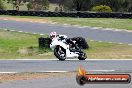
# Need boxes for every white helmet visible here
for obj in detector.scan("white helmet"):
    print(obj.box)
[50,32,57,39]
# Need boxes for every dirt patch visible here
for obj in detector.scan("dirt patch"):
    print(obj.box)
[0,72,71,83]
[0,17,52,23]
[18,48,29,55]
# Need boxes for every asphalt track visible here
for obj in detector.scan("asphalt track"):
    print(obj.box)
[0,59,132,88]
[0,60,132,72]
[0,20,132,44]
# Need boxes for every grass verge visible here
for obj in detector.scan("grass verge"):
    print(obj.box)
[0,15,132,30]
[87,41,132,59]
[0,29,132,59]
[49,17,132,30]
[0,29,53,59]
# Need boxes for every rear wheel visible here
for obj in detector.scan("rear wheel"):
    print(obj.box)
[54,46,66,61]
[78,53,87,60]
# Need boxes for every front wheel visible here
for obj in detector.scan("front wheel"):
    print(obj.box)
[54,46,66,61]
[78,53,87,60]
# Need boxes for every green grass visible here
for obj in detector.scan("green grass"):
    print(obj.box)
[87,41,132,59]
[0,29,53,59]
[1,15,132,30]
[0,29,132,59]
[49,17,132,30]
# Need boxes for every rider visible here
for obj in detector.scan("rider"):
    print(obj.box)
[49,32,57,39]
[50,32,79,50]
[50,32,67,41]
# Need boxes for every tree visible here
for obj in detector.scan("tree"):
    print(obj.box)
[125,0,132,12]
[96,0,126,12]
[60,0,91,11]
[27,0,49,11]
[6,0,22,10]
[0,0,4,9]
[27,2,32,11]
[73,0,91,11]
[41,0,49,10]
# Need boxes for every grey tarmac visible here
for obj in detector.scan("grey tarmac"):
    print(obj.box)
[0,59,132,72]
[0,20,132,44]
[0,59,132,88]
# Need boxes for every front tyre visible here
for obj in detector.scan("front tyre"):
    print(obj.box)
[78,53,87,60]
[54,46,66,61]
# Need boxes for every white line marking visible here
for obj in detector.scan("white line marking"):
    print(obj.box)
[40,22,46,23]
[51,22,57,24]
[83,26,90,28]
[118,43,123,44]
[81,26,88,28]
[125,30,132,33]
[3,19,8,20]
[33,33,37,35]
[30,21,33,23]
[0,71,68,74]
[108,42,113,44]
[50,23,55,24]
[115,29,122,32]
[25,32,29,33]
[38,71,68,73]
[0,70,115,74]
[72,25,79,27]
[87,70,115,72]
[64,24,69,25]
[18,31,23,33]
[78,27,84,28]
[1,59,132,61]
[96,27,103,29]
[15,20,21,22]
[90,40,94,41]
[0,72,17,74]
[10,30,15,32]
[40,34,44,35]
[92,27,99,30]
[128,44,132,45]
[34,21,38,22]
[63,25,70,27]
[4,29,8,31]
[104,28,113,31]
[98,41,102,42]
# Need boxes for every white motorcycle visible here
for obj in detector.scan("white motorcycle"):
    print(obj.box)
[50,35,87,61]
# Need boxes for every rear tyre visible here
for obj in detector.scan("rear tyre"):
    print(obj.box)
[54,46,66,61]
[78,53,87,60]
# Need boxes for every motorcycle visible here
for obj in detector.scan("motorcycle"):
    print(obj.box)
[50,35,87,61]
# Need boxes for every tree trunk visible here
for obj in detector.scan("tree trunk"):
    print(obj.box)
[16,0,20,11]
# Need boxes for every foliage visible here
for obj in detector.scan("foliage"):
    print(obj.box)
[0,0,4,9]
[27,2,32,11]
[26,0,49,11]
[93,0,126,12]
[2,0,132,12]
[41,0,49,10]
[60,0,91,11]
[91,5,112,12]
[3,0,49,11]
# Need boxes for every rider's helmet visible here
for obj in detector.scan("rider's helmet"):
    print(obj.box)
[50,32,57,39]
